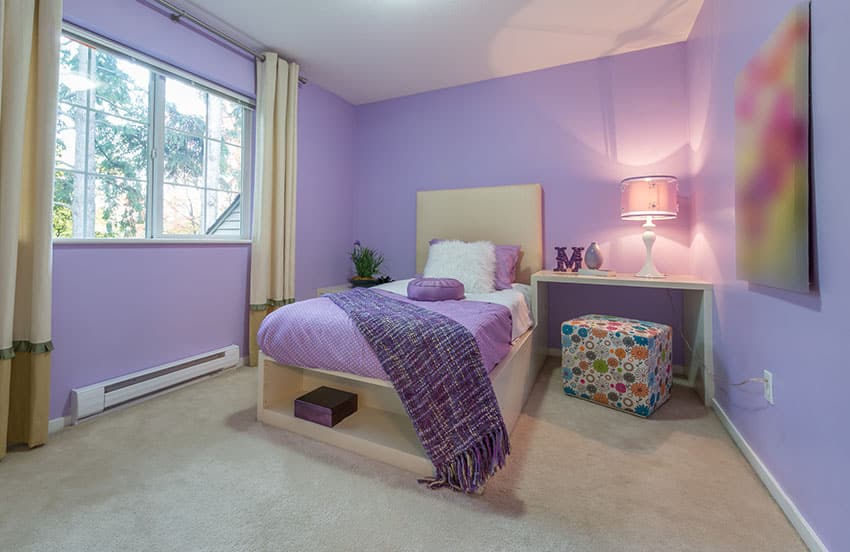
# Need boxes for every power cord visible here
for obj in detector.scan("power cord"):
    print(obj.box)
[665,289,764,388]
[729,377,768,386]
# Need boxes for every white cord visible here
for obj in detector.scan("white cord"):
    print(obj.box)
[727,377,767,386]
[665,289,765,387]
[665,288,696,356]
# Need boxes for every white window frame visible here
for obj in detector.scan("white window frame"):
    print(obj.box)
[56,24,255,243]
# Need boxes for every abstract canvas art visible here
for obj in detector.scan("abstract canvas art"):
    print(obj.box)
[735,3,811,292]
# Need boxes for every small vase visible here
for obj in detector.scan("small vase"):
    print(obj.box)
[585,242,604,270]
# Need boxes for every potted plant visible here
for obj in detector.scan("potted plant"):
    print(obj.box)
[350,241,386,287]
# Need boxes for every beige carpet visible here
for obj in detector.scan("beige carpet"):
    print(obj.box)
[0,359,804,552]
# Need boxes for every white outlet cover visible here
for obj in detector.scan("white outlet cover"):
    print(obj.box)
[763,369,775,405]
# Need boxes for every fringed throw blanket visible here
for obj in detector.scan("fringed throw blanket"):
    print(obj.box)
[326,288,510,493]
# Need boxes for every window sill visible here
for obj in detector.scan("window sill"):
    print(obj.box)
[53,238,252,246]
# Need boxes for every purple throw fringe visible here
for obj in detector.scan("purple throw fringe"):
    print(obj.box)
[418,423,510,493]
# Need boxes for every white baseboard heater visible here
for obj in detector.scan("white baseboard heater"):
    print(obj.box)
[71,345,239,423]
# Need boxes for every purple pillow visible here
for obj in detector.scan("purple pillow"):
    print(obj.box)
[429,239,520,290]
[493,245,521,290]
[407,278,465,302]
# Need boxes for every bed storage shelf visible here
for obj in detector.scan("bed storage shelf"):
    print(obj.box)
[258,354,430,474]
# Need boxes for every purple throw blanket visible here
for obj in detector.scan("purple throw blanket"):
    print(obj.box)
[326,288,509,493]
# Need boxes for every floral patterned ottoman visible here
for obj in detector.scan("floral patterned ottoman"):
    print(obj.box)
[561,315,673,418]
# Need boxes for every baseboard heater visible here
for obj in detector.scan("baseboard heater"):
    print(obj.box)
[71,345,239,423]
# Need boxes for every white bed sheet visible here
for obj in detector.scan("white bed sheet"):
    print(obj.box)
[374,278,534,341]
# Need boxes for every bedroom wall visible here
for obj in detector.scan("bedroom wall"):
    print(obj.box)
[51,0,356,418]
[353,43,693,348]
[295,84,357,301]
[687,0,848,549]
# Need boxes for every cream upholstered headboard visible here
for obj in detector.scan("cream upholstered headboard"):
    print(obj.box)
[415,184,543,284]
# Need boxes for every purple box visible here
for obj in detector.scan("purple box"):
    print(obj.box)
[294,386,358,427]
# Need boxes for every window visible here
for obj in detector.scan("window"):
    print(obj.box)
[54,32,253,240]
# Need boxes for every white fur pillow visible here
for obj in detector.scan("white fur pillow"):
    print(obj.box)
[423,240,496,294]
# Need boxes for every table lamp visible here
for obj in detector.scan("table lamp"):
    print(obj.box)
[620,176,679,279]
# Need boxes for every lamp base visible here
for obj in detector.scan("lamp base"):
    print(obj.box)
[635,227,665,279]
[636,265,665,279]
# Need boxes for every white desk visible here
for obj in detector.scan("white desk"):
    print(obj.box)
[531,270,714,406]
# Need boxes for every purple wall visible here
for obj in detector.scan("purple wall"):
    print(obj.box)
[688,0,848,549]
[63,0,255,98]
[52,1,356,418]
[353,43,693,348]
[51,244,250,417]
[295,84,357,301]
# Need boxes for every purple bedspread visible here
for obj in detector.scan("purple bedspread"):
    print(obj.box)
[257,290,512,380]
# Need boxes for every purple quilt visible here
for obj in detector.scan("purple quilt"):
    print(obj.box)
[257,290,512,381]
[325,288,509,493]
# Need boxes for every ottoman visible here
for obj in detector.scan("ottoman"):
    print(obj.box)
[561,314,673,417]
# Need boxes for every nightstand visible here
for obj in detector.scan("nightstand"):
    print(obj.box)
[316,283,351,297]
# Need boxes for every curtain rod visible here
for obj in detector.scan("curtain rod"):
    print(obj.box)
[150,0,307,85]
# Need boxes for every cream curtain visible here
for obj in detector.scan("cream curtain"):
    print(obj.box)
[248,53,299,366]
[0,0,62,460]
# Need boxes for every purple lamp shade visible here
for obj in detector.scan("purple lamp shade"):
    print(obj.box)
[620,176,679,222]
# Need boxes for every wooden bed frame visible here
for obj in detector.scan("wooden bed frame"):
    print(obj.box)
[257,184,545,476]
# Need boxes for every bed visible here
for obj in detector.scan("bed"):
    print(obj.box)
[256,183,546,477]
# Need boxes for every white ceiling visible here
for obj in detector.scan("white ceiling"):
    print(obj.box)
[182,0,704,105]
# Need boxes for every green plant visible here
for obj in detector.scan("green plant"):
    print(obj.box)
[350,240,384,279]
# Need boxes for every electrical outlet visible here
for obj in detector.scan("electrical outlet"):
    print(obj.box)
[763,370,774,405]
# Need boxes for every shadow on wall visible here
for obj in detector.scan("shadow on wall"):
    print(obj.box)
[526,44,692,276]
[748,282,821,312]
[555,53,694,176]
[518,52,693,274]
[509,51,693,182]
[484,0,699,177]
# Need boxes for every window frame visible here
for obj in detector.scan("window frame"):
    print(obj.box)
[55,24,255,243]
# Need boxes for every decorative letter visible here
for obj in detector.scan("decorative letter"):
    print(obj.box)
[567,247,584,272]
[554,247,570,272]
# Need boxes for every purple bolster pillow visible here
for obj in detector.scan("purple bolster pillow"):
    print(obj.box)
[407,277,465,301]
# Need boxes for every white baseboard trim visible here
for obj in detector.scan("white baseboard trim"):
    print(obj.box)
[48,416,71,435]
[712,399,828,552]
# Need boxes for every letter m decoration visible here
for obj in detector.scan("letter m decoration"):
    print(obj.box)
[555,246,584,272]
